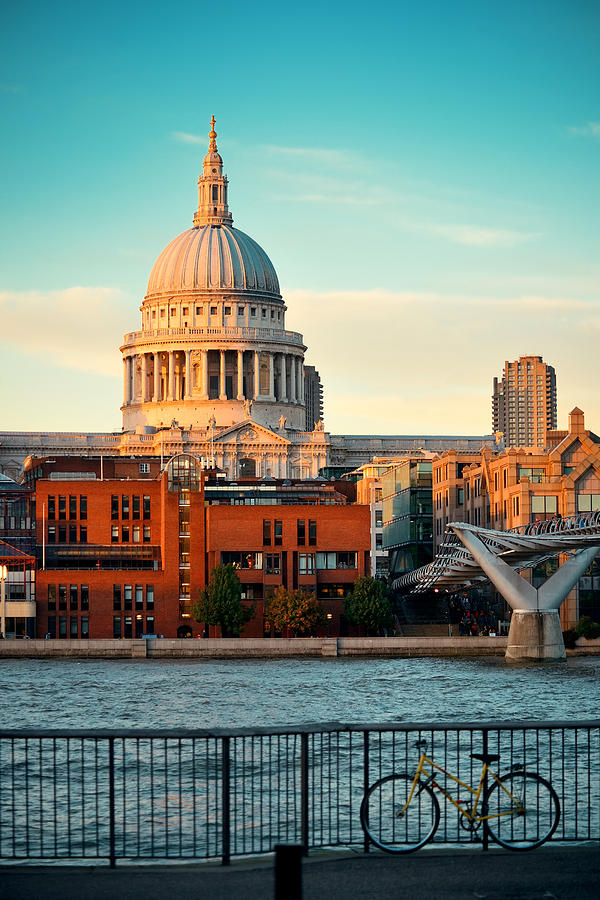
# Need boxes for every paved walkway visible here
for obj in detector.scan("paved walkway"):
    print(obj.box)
[1,844,598,899]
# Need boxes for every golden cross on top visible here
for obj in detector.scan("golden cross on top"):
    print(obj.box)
[208,115,217,150]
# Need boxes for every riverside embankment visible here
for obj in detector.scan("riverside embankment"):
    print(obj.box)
[0,635,598,659]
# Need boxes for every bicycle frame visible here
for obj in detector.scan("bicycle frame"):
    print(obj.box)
[404,754,524,824]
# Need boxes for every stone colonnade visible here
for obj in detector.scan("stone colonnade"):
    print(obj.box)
[123,348,304,406]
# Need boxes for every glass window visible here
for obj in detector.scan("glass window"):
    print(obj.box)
[274,520,282,546]
[69,495,77,519]
[220,551,263,569]
[297,520,306,545]
[132,495,140,519]
[146,616,155,634]
[265,553,281,575]
[48,585,56,611]
[124,585,132,610]
[143,496,151,519]
[47,616,56,638]
[58,524,66,543]
[577,494,600,512]
[47,525,56,544]
[146,585,154,609]
[121,526,130,542]
[531,495,558,514]
[111,525,119,543]
[59,616,67,638]
[133,526,141,543]
[299,553,315,574]
[135,585,143,610]
[69,524,77,543]
[122,495,129,520]
[124,617,132,639]
[70,616,78,639]
[81,617,89,638]
[70,585,78,610]
[196,306,203,315]
[113,585,122,611]
[139,463,150,475]
[143,525,151,543]
[263,519,271,546]
[58,496,66,520]
[81,586,89,611]
[48,496,55,520]
[111,495,119,520]
[113,617,122,639]
[238,306,244,316]
[79,525,87,543]
[250,307,256,316]
[308,520,317,546]
[224,306,231,315]
[210,306,217,315]
[58,585,67,610]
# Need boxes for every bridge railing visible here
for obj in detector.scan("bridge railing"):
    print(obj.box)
[0,720,598,865]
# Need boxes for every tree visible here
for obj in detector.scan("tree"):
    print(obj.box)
[264,586,326,637]
[192,564,254,637]
[344,577,393,635]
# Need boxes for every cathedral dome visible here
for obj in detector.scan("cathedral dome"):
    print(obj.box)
[146,224,281,298]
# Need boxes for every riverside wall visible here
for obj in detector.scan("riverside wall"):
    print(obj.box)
[0,636,598,660]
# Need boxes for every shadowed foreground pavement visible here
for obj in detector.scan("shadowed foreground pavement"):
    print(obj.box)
[1,844,599,899]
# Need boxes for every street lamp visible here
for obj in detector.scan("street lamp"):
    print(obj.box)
[0,564,7,639]
[326,612,333,637]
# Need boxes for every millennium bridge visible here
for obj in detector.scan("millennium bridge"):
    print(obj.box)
[393,511,600,660]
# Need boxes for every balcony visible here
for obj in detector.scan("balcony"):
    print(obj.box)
[122,326,305,349]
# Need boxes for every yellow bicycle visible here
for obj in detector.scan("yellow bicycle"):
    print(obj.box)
[360,740,560,853]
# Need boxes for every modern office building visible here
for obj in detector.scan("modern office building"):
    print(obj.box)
[432,408,600,627]
[492,355,557,448]
[304,366,324,431]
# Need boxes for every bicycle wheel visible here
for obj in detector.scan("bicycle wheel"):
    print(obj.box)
[484,771,560,850]
[360,774,440,853]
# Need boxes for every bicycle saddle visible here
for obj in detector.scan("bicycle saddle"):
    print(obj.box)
[470,753,500,764]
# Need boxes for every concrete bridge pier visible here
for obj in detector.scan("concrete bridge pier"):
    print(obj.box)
[451,526,600,661]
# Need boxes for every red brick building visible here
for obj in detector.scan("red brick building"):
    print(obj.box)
[26,454,370,639]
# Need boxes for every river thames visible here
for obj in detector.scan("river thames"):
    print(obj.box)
[1,656,598,729]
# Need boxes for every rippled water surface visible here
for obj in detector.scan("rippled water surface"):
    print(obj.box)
[1,656,598,729]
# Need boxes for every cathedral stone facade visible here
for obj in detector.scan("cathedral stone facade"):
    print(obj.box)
[0,119,493,481]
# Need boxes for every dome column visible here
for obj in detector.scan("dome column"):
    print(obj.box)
[153,352,161,401]
[289,356,297,403]
[280,354,288,402]
[185,350,192,399]
[268,353,275,401]
[168,351,176,401]
[201,351,209,400]
[219,350,227,400]
[141,353,148,402]
[237,350,244,400]
[122,356,129,406]
[253,351,260,401]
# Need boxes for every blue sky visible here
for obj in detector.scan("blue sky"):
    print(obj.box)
[1,0,599,435]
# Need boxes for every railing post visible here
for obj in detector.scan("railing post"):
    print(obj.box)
[482,728,489,852]
[222,736,231,866]
[300,733,309,856]
[108,737,116,868]
[363,731,369,854]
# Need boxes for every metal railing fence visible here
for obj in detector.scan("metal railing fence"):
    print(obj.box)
[0,721,598,866]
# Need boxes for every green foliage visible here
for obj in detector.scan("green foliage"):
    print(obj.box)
[192,564,254,637]
[344,576,393,635]
[264,586,326,636]
[575,616,600,640]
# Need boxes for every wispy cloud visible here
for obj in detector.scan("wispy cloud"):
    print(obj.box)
[0,287,132,377]
[171,131,205,145]
[568,121,600,140]
[420,222,541,247]
[286,288,600,434]
[263,144,356,168]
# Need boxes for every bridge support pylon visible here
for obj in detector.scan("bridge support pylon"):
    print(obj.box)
[451,526,600,661]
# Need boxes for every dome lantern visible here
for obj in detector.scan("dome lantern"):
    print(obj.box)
[193,116,233,228]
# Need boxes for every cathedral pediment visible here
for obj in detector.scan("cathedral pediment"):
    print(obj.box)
[215,419,291,446]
